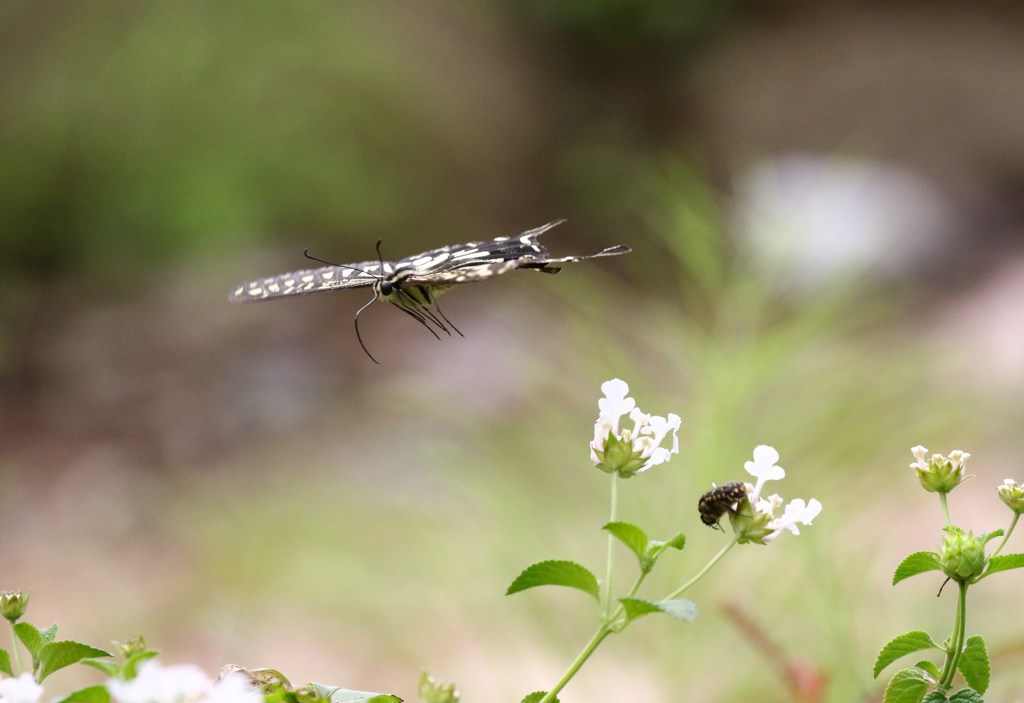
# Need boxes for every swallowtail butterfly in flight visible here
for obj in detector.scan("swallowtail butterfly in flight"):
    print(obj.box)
[229,219,630,363]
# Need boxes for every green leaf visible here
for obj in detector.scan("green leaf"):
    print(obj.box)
[57,685,111,703]
[602,522,648,566]
[922,693,948,703]
[619,598,697,623]
[37,642,113,682]
[122,651,160,679]
[619,598,662,621]
[957,636,989,695]
[875,631,941,678]
[883,668,931,703]
[914,660,940,680]
[948,689,983,702]
[646,533,686,565]
[308,684,403,703]
[983,553,1024,577]
[521,693,557,703]
[80,658,120,676]
[894,552,943,585]
[506,560,600,601]
[14,622,43,659]
[0,648,12,677]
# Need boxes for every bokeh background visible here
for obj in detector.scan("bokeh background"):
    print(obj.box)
[2,2,1024,701]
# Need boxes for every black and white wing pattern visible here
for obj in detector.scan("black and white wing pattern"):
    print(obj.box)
[229,219,630,362]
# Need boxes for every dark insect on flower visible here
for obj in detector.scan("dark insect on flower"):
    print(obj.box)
[229,220,630,363]
[698,481,749,530]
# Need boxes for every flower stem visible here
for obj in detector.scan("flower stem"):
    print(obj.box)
[663,535,739,601]
[938,581,968,688]
[939,492,952,527]
[9,621,23,675]
[989,512,1019,560]
[602,475,619,618]
[538,624,613,703]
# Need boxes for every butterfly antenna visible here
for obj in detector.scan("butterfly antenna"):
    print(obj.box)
[304,248,381,278]
[353,294,381,364]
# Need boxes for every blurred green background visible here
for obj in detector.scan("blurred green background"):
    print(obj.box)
[2,2,1024,701]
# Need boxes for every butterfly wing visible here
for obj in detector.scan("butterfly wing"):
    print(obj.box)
[398,219,631,285]
[229,259,392,302]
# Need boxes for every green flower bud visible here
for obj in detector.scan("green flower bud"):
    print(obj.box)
[997,479,1024,514]
[0,590,29,622]
[419,672,459,703]
[938,527,987,582]
[910,446,972,494]
[113,634,147,659]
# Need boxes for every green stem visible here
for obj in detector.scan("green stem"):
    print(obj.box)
[538,625,613,703]
[939,492,952,527]
[938,581,968,688]
[602,475,619,618]
[9,621,23,675]
[989,512,1019,560]
[663,535,739,602]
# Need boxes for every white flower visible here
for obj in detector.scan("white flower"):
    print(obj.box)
[744,444,786,503]
[734,446,821,544]
[0,673,43,703]
[590,379,681,477]
[763,497,823,542]
[108,662,211,703]
[206,675,262,703]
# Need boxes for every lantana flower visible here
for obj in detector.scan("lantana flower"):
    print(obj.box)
[997,478,1024,514]
[590,379,681,478]
[733,445,822,544]
[910,445,972,494]
[108,662,261,703]
[0,673,43,703]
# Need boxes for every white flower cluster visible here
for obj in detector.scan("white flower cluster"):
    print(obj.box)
[590,378,681,476]
[108,662,262,703]
[743,445,822,542]
[0,673,43,703]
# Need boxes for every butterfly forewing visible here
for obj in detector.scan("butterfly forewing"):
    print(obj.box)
[229,259,394,302]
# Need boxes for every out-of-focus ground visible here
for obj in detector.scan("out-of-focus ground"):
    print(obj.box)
[2,3,1024,702]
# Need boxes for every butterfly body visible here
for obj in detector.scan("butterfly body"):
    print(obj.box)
[229,220,630,361]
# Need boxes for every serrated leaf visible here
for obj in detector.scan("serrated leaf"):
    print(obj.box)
[602,522,648,565]
[875,631,940,678]
[57,685,111,703]
[14,622,43,659]
[619,597,697,623]
[914,660,940,680]
[957,636,990,695]
[0,649,12,677]
[922,692,948,703]
[308,685,402,703]
[883,668,931,703]
[948,689,983,702]
[521,693,557,703]
[37,642,113,682]
[894,552,943,585]
[983,553,1024,577]
[506,560,600,600]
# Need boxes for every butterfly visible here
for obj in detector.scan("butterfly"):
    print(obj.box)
[229,219,630,362]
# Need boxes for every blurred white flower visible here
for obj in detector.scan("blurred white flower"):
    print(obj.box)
[206,675,263,703]
[108,662,211,703]
[744,444,786,503]
[0,673,43,703]
[764,497,824,542]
